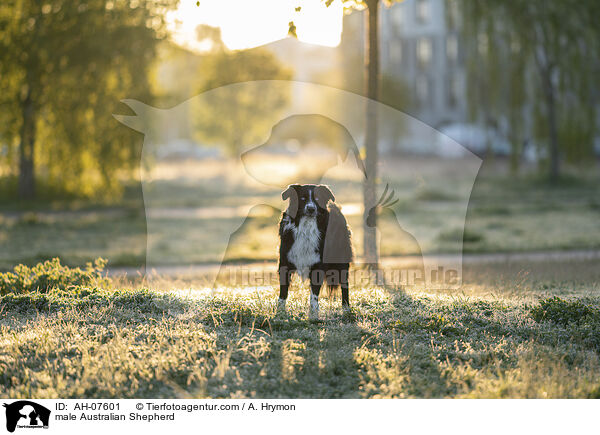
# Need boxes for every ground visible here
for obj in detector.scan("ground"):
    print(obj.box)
[1,158,599,269]
[1,159,599,398]
[1,257,599,398]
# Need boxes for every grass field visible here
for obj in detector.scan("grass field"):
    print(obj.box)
[2,257,600,398]
[1,157,598,398]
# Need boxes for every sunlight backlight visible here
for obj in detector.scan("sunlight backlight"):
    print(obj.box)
[166,0,343,52]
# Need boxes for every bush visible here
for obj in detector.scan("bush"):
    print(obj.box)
[0,257,108,295]
[530,296,600,326]
[437,228,484,244]
[0,287,184,316]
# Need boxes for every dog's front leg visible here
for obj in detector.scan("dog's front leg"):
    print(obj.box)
[278,265,293,314]
[309,267,324,320]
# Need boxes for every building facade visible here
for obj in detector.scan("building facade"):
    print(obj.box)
[380,0,466,129]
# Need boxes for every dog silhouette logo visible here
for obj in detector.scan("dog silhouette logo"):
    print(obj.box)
[114,80,481,289]
[3,401,50,432]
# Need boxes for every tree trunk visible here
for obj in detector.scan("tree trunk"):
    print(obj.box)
[363,0,380,267]
[543,72,560,183]
[18,88,36,199]
[533,32,560,183]
[509,138,521,175]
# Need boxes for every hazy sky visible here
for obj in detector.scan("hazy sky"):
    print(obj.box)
[166,0,344,51]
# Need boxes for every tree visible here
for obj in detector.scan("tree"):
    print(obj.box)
[0,0,177,199]
[288,0,401,267]
[462,0,600,182]
[331,15,412,154]
[194,27,293,156]
[462,3,527,171]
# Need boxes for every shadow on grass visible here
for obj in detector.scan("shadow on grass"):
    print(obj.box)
[1,284,600,398]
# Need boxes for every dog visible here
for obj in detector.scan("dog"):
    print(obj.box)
[277,184,353,320]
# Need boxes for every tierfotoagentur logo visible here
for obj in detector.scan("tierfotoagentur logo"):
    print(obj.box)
[3,401,50,433]
[115,80,481,291]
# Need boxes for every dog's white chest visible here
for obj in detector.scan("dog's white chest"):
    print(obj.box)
[287,217,321,279]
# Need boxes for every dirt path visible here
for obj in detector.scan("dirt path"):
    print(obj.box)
[107,248,600,278]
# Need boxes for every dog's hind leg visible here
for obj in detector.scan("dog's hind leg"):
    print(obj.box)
[340,278,353,320]
[326,264,350,311]
[341,283,350,310]
[340,265,350,310]
[309,268,324,320]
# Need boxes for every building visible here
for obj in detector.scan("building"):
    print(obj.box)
[262,0,469,151]
[381,0,466,129]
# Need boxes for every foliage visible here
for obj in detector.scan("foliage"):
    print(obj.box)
[0,286,184,315]
[0,257,108,295]
[461,0,600,178]
[152,43,206,104]
[194,28,293,156]
[530,296,599,326]
[0,0,178,198]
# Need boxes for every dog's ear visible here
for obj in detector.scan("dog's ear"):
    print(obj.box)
[282,184,299,218]
[315,184,335,208]
[281,184,298,200]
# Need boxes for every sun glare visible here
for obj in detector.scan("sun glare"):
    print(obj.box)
[166,0,343,52]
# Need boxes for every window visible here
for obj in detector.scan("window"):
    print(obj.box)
[446,34,458,63]
[417,37,432,69]
[389,42,402,64]
[416,0,430,24]
[392,4,403,27]
[446,0,460,31]
[416,75,430,105]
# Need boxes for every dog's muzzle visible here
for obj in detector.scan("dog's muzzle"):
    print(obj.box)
[305,203,317,216]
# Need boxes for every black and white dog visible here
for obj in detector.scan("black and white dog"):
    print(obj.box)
[277,184,353,319]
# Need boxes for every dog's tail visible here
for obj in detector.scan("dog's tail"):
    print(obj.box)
[323,203,353,264]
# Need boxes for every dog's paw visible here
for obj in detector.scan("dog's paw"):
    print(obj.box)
[308,294,319,322]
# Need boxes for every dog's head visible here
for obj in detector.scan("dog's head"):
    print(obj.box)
[241,114,366,188]
[282,184,335,219]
